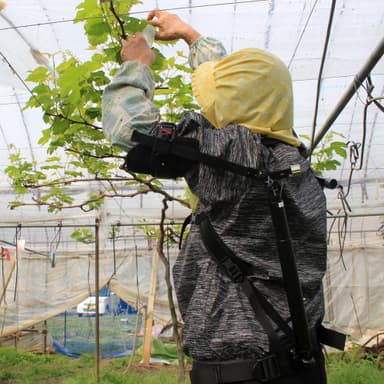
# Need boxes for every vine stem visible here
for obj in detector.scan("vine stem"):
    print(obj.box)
[157,198,186,383]
[105,0,127,39]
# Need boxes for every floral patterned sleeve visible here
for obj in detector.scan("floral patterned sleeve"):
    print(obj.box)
[102,61,160,152]
[188,37,227,69]
[102,38,227,151]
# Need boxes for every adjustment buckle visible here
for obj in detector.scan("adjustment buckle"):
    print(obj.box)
[221,257,244,283]
[253,355,281,383]
[290,164,301,175]
[157,122,177,141]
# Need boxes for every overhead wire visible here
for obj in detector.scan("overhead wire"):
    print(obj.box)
[360,88,384,203]
[287,0,319,69]
[36,0,62,50]
[0,51,37,102]
[0,122,10,153]
[0,40,102,140]
[0,7,52,72]
[230,0,238,52]
[13,88,37,164]
[0,0,267,32]
[309,0,337,155]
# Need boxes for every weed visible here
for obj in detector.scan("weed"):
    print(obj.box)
[0,347,383,383]
[327,350,384,384]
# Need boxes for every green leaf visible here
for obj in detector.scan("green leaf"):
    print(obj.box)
[46,156,62,162]
[333,146,347,158]
[38,128,52,145]
[40,164,63,170]
[71,228,95,244]
[11,0,197,215]
[64,170,84,178]
[51,118,70,134]
[56,57,78,73]
[26,66,49,83]
[103,46,121,63]
[85,107,102,119]
[89,70,110,86]
[85,20,110,45]
[75,0,102,21]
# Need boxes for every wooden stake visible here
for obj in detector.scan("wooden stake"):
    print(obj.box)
[0,250,16,305]
[142,249,159,365]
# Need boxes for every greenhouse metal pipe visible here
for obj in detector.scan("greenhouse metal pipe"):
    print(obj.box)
[95,219,100,384]
[309,36,384,154]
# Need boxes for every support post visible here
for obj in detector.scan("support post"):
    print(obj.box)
[142,249,159,365]
[0,249,16,305]
[95,219,100,383]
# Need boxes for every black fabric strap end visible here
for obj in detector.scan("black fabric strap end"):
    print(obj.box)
[317,325,346,351]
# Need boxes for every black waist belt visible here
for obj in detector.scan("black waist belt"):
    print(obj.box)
[191,355,291,384]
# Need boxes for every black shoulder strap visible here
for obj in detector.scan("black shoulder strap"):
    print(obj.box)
[131,130,302,180]
[131,128,338,188]
[132,130,263,178]
[197,212,294,354]
[198,212,346,355]
[267,180,315,360]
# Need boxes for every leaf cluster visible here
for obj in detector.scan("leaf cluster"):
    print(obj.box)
[5,0,194,213]
[303,131,348,176]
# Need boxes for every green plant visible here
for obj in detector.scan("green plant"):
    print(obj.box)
[302,131,347,176]
[1,347,384,383]
[5,0,194,214]
[327,352,384,384]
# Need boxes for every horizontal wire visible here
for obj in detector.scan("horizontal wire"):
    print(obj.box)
[0,0,266,32]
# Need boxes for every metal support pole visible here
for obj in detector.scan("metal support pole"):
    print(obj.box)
[95,218,100,384]
[310,36,384,154]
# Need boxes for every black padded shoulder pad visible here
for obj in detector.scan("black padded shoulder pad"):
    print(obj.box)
[122,133,199,179]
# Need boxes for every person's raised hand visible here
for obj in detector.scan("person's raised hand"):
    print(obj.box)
[120,32,155,66]
[147,9,201,45]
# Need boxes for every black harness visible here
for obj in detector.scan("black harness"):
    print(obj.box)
[122,121,346,383]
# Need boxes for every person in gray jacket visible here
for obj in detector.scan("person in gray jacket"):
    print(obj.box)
[103,9,329,384]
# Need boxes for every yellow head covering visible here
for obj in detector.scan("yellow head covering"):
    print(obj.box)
[192,48,301,147]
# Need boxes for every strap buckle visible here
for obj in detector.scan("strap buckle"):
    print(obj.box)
[157,122,177,141]
[253,355,281,382]
[221,257,244,283]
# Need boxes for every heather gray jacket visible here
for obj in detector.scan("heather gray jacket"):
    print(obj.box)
[173,112,327,361]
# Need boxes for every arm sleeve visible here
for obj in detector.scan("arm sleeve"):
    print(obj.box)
[102,37,226,152]
[102,61,161,152]
[188,37,227,69]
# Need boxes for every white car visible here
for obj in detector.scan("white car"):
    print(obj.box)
[76,294,120,317]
